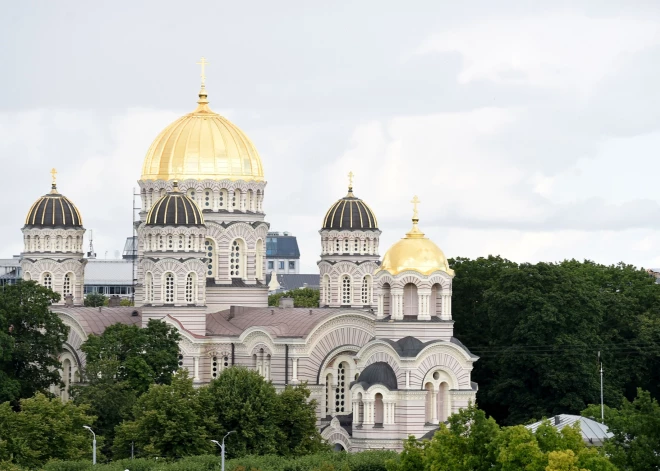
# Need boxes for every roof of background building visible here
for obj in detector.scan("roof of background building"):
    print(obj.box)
[266,233,300,258]
[526,415,613,446]
[51,306,141,336]
[206,306,363,338]
[265,273,320,291]
[123,237,137,259]
[85,259,133,285]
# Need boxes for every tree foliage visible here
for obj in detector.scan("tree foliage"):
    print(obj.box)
[268,288,320,308]
[0,281,68,405]
[583,389,660,471]
[83,293,107,307]
[449,257,660,425]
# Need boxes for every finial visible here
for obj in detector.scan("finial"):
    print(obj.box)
[406,195,424,238]
[50,168,58,192]
[196,56,209,86]
[172,180,179,192]
[347,171,354,196]
[195,56,211,108]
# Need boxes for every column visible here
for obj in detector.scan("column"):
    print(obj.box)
[418,290,431,320]
[228,190,235,213]
[213,189,220,211]
[363,400,374,425]
[447,292,452,318]
[193,356,200,381]
[329,383,337,415]
[292,358,299,384]
[377,293,384,318]
[391,289,403,320]
[431,391,438,424]
[406,371,410,388]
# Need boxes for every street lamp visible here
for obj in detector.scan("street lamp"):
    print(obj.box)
[211,430,235,471]
[83,425,96,465]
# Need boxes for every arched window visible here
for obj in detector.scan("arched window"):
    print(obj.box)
[203,189,212,208]
[439,382,449,422]
[55,236,62,251]
[335,362,348,413]
[233,189,240,209]
[66,236,72,251]
[265,354,271,380]
[178,235,184,250]
[25,235,31,252]
[361,275,372,305]
[403,283,418,317]
[374,393,384,426]
[219,189,227,209]
[164,272,175,303]
[187,234,193,250]
[256,239,264,280]
[44,236,50,251]
[43,272,52,290]
[344,239,349,252]
[211,356,218,379]
[322,274,331,305]
[145,272,153,303]
[63,273,73,296]
[158,235,163,250]
[431,283,442,317]
[335,239,340,253]
[382,282,391,317]
[62,359,72,402]
[362,239,367,254]
[341,275,352,305]
[325,373,333,415]
[185,272,196,303]
[167,235,173,250]
[425,382,434,423]
[230,239,245,278]
[147,234,153,251]
[354,239,359,253]
[205,238,216,278]
[23,272,31,281]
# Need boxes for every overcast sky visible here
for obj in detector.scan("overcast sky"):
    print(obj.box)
[2,1,660,272]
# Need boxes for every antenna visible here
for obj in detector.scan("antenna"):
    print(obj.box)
[87,230,96,259]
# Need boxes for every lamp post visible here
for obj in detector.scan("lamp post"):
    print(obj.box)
[211,430,235,471]
[83,425,96,465]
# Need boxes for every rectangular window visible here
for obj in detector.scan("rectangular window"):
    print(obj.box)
[288,261,295,270]
[279,261,285,270]
[268,261,274,270]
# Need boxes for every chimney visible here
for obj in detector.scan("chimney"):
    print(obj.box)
[554,415,561,426]
[108,295,121,307]
[228,306,236,321]
[278,297,294,309]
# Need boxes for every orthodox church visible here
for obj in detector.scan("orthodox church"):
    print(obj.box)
[18,64,478,451]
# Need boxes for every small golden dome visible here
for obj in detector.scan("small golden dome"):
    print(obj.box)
[141,86,264,182]
[378,197,454,276]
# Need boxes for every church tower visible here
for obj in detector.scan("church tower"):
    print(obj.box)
[20,170,86,305]
[136,58,269,315]
[318,173,380,308]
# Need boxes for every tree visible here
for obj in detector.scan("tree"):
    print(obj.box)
[113,371,212,459]
[583,389,660,471]
[269,288,320,308]
[200,367,281,458]
[0,281,68,404]
[80,318,181,395]
[0,393,97,469]
[275,384,327,456]
[83,292,107,307]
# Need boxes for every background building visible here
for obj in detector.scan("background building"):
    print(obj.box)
[266,231,300,274]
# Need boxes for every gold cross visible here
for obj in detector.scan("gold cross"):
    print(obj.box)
[411,195,421,219]
[196,56,209,85]
[348,171,354,188]
[50,168,57,185]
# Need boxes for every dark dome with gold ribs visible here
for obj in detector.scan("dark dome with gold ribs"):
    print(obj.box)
[25,183,83,228]
[322,185,378,231]
[146,182,204,226]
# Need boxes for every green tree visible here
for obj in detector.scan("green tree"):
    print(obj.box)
[0,393,97,469]
[275,384,327,456]
[83,292,108,307]
[201,367,281,457]
[113,371,212,459]
[583,389,660,471]
[0,281,68,404]
[80,318,181,395]
[268,288,320,308]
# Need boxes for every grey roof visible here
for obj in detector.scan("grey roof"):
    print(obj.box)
[85,260,133,285]
[381,336,478,359]
[266,274,320,290]
[266,235,300,258]
[50,306,141,336]
[354,361,398,390]
[122,237,137,259]
[526,415,613,446]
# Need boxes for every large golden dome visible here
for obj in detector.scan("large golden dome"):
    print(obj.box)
[378,199,454,276]
[141,86,264,182]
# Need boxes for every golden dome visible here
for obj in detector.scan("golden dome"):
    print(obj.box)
[378,197,454,276]
[141,86,264,182]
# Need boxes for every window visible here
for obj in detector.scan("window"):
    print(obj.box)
[341,275,351,305]
[256,239,264,279]
[361,275,372,305]
[335,240,340,252]
[145,273,153,303]
[278,261,284,270]
[188,235,194,250]
[344,239,349,252]
[167,235,173,250]
[178,235,184,250]
[43,272,52,290]
[288,261,295,270]
[24,272,31,281]
[178,353,184,368]
[363,239,367,253]
[403,283,418,316]
[230,239,244,277]
[164,273,175,303]
[185,272,195,303]
[219,189,226,208]
[354,239,359,252]
[205,239,215,277]
[335,362,347,413]
[268,261,274,270]
[204,189,211,207]
[63,273,72,296]
[158,235,163,250]
[211,356,218,379]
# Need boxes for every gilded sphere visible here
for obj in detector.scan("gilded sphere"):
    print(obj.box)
[141,90,264,182]
[379,225,454,276]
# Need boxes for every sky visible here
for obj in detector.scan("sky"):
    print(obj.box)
[2,1,660,272]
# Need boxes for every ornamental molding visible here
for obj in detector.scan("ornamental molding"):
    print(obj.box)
[320,230,381,239]
[139,179,268,193]
[303,312,375,353]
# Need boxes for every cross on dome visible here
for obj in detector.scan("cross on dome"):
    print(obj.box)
[196,56,209,86]
[411,195,421,221]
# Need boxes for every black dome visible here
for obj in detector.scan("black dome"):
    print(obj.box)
[24,185,83,228]
[356,362,398,390]
[146,183,204,226]
[322,186,378,231]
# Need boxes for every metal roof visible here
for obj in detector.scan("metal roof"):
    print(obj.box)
[526,414,612,446]
[265,273,320,291]
[85,260,133,285]
[266,235,300,258]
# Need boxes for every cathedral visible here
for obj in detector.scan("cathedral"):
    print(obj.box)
[18,66,478,451]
